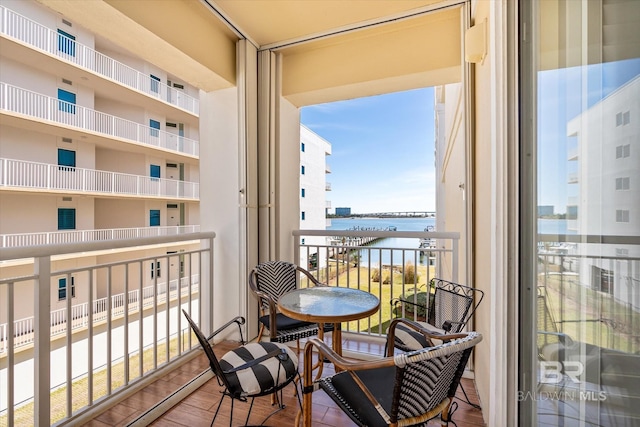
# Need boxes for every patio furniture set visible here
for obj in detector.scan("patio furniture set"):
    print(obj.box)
[182,261,484,427]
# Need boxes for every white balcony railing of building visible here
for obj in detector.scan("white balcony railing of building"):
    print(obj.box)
[0,158,199,200]
[0,233,214,426]
[293,229,461,338]
[0,83,199,157]
[1,225,200,248]
[537,235,640,354]
[1,274,200,354]
[0,5,199,115]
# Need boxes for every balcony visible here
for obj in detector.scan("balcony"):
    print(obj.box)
[0,158,199,200]
[2,229,638,426]
[0,83,199,158]
[0,5,199,116]
[1,225,200,248]
[0,233,213,426]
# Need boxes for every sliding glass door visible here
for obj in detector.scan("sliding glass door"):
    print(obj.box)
[522,1,640,425]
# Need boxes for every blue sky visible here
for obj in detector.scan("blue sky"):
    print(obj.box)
[301,88,435,214]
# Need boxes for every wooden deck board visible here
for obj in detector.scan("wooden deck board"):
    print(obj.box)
[89,339,485,427]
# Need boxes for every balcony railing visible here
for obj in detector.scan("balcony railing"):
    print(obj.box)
[0,5,199,115]
[1,274,200,354]
[0,232,214,426]
[0,83,199,157]
[293,229,460,339]
[537,235,640,354]
[1,225,200,248]
[0,158,199,199]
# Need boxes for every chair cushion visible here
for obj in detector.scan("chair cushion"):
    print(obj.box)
[259,312,315,330]
[219,342,298,397]
[393,322,446,352]
[319,366,396,427]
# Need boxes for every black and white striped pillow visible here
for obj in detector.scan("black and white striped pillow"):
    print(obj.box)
[220,342,298,396]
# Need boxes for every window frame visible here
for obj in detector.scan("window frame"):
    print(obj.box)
[57,88,76,114]
[150,209,160,226]
[58,276,75,300]
[57,28,76,57]
[58,208,76,230]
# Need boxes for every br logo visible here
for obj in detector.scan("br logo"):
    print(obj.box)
[540,361,584,384]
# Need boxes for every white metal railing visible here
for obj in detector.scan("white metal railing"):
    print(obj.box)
[0,82,199,157]
[1,225,200,248]
[0,233,214,427]
[0,5,199,115]
[2,275,200,351]
[293,229,460,338]
[0,158,199,199]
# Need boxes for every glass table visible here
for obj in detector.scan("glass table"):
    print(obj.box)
[277,286,380,356]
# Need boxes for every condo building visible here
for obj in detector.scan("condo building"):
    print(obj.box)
[0,1,638,426]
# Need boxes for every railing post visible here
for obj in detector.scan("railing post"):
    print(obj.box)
[452,236,459,283]
[34,255,51,427]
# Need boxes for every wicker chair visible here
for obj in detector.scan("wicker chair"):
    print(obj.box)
[302,319,483,427]
[248,261,333,350]
[182,310,300,427]
[389,278,484,353]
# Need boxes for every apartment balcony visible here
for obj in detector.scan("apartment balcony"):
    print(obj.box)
[0,158,199,200]
[325,200,332,209]
[0,83,199,158]
[0,225,200,248]
[0,229,476,426]
[2,229,638,426]
[0,233,213,426]
[0,5,199,117]
[325,182,332,191]
[567,172,578,184]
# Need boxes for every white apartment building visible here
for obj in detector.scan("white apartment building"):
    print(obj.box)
[0,0,334,402]
[299,124,331,269]
[567,75,640,306]
[0,1,202,335]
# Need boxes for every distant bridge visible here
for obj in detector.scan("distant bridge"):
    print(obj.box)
[339,211,436,218]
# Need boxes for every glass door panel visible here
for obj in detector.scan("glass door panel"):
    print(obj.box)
[527,1,640,425]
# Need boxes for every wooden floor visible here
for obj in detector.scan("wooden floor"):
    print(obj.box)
[85,338,485,427]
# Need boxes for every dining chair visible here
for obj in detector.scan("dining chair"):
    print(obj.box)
[248,260,333,351]
[302,319,483,427]
[389,278,484,353]
[182,310,301,427]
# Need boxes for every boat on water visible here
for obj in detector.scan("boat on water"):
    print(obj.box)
[419,226,436,254]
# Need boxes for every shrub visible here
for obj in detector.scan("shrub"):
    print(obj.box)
[400,291,432,319]
[403,262,419,283]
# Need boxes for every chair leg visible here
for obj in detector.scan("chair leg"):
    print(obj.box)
[252,324,265,342]
[244,397,256,426]
[211,394,226,427]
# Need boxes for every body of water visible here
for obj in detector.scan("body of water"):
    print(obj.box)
[326,217,570,267]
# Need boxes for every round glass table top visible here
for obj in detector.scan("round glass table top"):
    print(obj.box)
[278,286,380,323]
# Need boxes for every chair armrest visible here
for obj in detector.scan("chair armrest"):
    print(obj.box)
[386,318,467,356]
[297,266,329,287]
[538,330,575,347]
[303,338,395,390]
[205,315,245,342]
[390,296,429,320]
